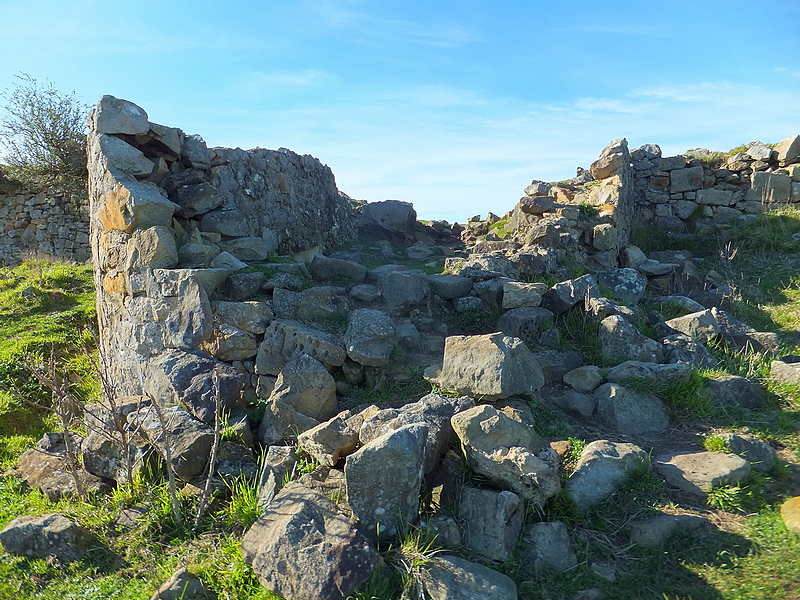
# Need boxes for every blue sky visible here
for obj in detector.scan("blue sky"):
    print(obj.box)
[1,0,799,222]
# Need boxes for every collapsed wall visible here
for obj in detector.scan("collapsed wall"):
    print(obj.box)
[87,95,358,401]
[459,135,800,279]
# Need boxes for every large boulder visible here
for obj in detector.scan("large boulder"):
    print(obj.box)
[419,555,518,600]
[599,315,665,364]
[127,406,214,480]
[594,383,670,434]
[0,513,91,563]
[344,308,396,367]
[359,393,474,474]
[241,483,377,600]
[426,333,544,400]
[144,349,242,424]
[256,319,347,376]
[521,521,578,574]
[458,486,524,561]
[566,440,649,513]
[345,424,428,540]
[451,405,560,506]
[359,199,417,240]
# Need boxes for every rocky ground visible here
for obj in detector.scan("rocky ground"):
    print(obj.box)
[3,201,800,600]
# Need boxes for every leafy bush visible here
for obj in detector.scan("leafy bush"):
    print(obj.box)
[0,74,89,194]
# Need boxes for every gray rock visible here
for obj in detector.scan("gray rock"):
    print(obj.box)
[654,451,750,495]
[563,365,603,393]
[200,209,249,237]
[145,350,242,424]
[406,240,435,259]
[451,405,560,505]
[173,182,224,218]
[350,283,380,303]
[310,255,367,283]
[670,165,704,193]
[266,353,337,423]
[451,404,543,455]
[664,309,721,341]
[127,406,214,480]
[522,521,578,573]
[719,433,776,472]
[215,441,258,480]
[359,200,417,239]
[419,555,518,600]
[97,178,178,234]
[360,392,474,474]
[256,319,347,375]
[427,274,473,299]
[598,315,665,364]
[150,568,214,600]
[497,307,554,344]
[15,446,113,501]
[201,323,257,361]
[606,361,691,385]
[502,281,547,309]
[82,430,148,484]
[345,424,428,540]
[241,483,377,600]
[703,375,767,409]
[592,223,618,251]
[566,440,649,513]
[533,350,585,385]
[662,334,718,368]
[93,95,150,135]
[298,414,359,467]
[458,486,524,561]
[181,134,210,170]
[524,180,553,197]
[178,243,219,269]
[344,308,396,367]
[0,513,92,564]
[775,134,800,164]
[629,515,708,549]
[218,237,273,262]
[594,383,669,434]
[715,310,779,354]
[99,134,154,177]
[747,171,792,204]
[597,268,647,304]
[427,333,544,400]
[377,269,430,310]
[212,301,272,334]
[585,296,639,323]
[257,446,298,510]
[546,386,596,418]
[771,358,800,386]
[541,274,598,315]
[227,271,265,300]
[518,195,555,214]
[127,226,179,270]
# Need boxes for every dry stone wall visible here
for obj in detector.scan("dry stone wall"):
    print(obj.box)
[87,95,358,401]
[0,188,89,265]
[631,135,800,232]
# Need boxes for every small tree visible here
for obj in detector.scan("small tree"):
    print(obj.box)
[0,73,89,194]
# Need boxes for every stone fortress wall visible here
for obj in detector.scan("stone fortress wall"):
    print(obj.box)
[87,95,360,406]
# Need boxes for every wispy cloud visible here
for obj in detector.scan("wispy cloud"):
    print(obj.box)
[303,0,480,48]
[236,70,331,95]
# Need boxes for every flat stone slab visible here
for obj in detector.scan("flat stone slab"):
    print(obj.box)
[653,451,750,495]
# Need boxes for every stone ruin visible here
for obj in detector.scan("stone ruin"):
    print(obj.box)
[4,94,800,599]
